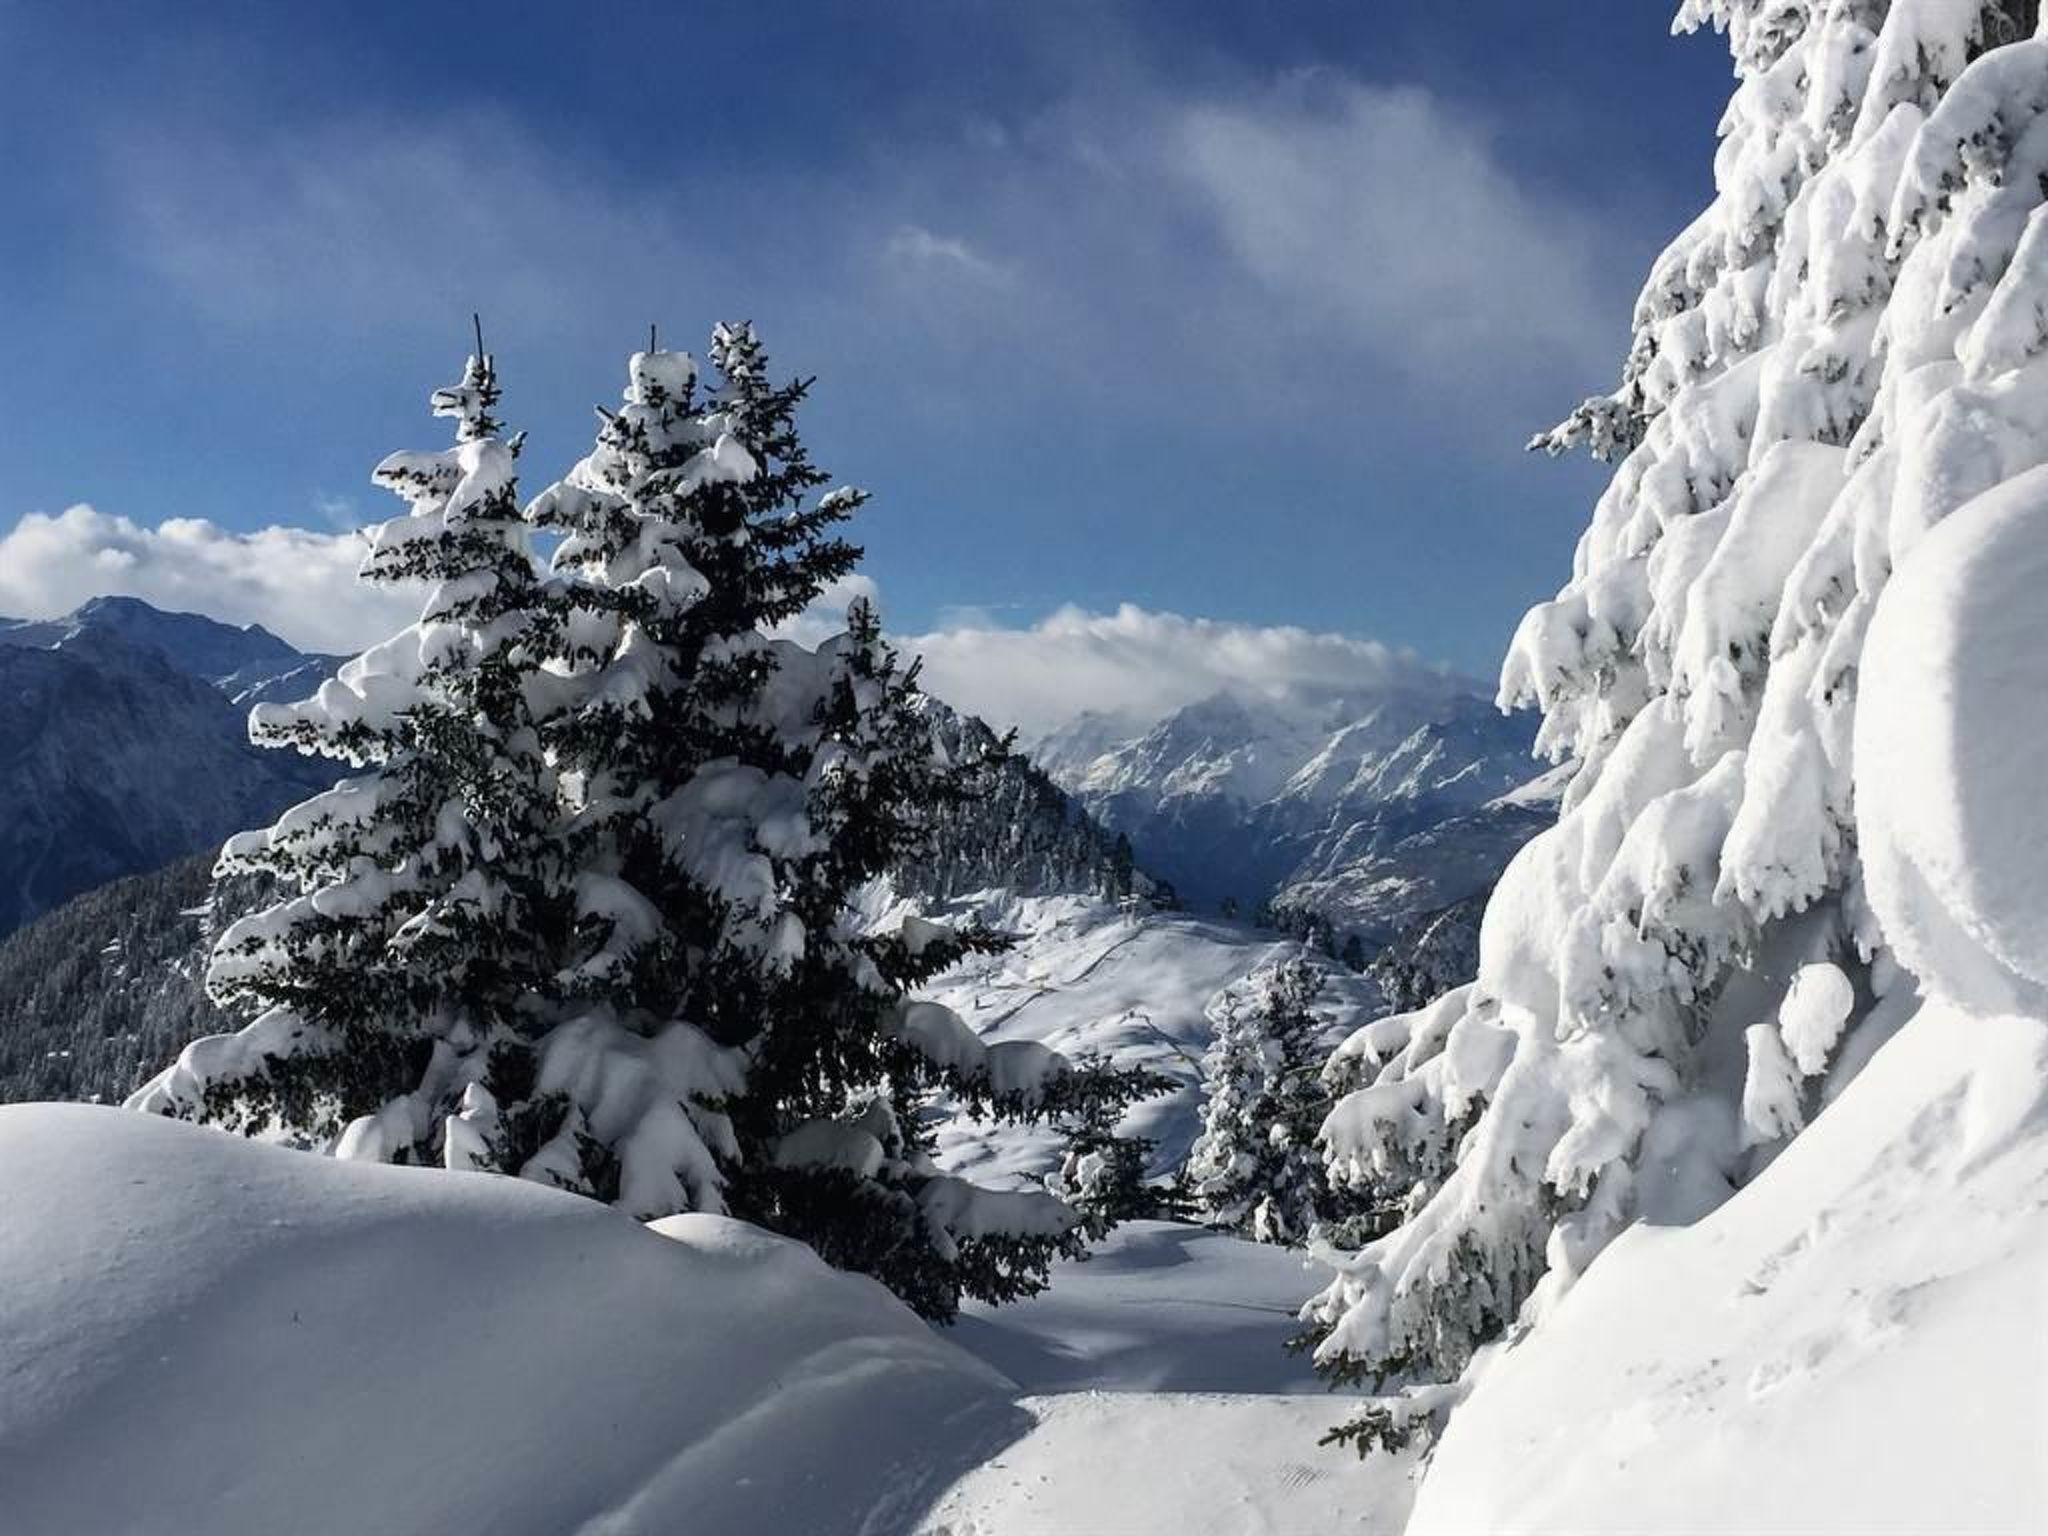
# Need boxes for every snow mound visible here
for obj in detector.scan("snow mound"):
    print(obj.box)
[0,1105,1018,1536]
[1858,470,2048,1016]
[1407,1001,2048,1536]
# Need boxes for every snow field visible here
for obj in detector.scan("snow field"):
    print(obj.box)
[0,1104,1018,1536]
[906,891,1381,1187]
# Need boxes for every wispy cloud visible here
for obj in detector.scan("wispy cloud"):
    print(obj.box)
[99,63,1631,444]
[1168,74,1618,390]
[883,225,1014,287]
[112,111,696,341]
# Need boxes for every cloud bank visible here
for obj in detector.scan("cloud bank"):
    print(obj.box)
[0,505,1460,741]
[0,505,416,654]
[902,602,1470,739]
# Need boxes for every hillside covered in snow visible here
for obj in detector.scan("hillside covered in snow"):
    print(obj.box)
[861,887,1385,1187]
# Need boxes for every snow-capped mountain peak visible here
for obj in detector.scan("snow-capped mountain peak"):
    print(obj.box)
[1032,684,1549,940]
[0,596,344,704]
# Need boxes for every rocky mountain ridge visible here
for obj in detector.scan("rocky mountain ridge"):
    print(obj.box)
[1034,687,1557,944]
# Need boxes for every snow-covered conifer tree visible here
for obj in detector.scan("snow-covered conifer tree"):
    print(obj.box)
[525,327,1165,1316]
[1186,958,1333,1245]
[130,338,580,1171]
[1304,0,2048,1448]
[136,324,1164,1318]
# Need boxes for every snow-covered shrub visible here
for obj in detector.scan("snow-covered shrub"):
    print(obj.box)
[1306,0,2048,1441]
[134,327,1161,1319]
[1186,958,1336,1245]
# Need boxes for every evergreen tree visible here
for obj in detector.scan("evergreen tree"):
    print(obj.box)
[136,324,1163,1320]
[132,338,573,1170]
[1305,0,2048,1451]
[1045,1056,1185,1236]
[1107,833,1137,901]
[1186,959,1332,1245]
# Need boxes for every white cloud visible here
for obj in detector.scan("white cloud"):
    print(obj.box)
[883,225,1013,287]
[0,508,1465,740]
[900,601,1469,739]
[0,505,416,654]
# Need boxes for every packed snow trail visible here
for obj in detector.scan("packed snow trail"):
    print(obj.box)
[879,898,1409,1531]
[912,1394,1411,1536]
[915,1223,1419,1535]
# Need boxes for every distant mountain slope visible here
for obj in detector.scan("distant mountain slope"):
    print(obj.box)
[1035,688,1555,944]
[0,630,333,936]
[860,888,1385,1187]
[906,700,1163,907]
[0,854,221,1103]
[0,595,346,704]
[0,597,348,936]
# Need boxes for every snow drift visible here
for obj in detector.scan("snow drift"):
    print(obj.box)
[0,1104,1018,1536]
[1856,467,2048,1018]
[1408,999,2048,1535]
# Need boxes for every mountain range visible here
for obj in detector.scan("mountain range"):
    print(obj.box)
[0,596,1556,962]
[0,599,344,935]
[1034,686,1557,944]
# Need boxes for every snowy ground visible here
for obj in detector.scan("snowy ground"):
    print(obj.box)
[913,1393,1412,1536]
[0,1105,1406,1536]
[10,999,2043,1533]
[0,1104,1022,1536]
[1410,1000,2048,1536]
[922,1223,1419,1536]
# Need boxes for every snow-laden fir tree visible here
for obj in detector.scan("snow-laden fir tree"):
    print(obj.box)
[1186,958,1333,1245]
[521,327,1163,1316]
[1303,0,2048,1449]
[130,340,573,1168]
[137,324,1162,1320]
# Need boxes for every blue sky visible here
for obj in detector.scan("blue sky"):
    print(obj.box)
[0,1,1733,723]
